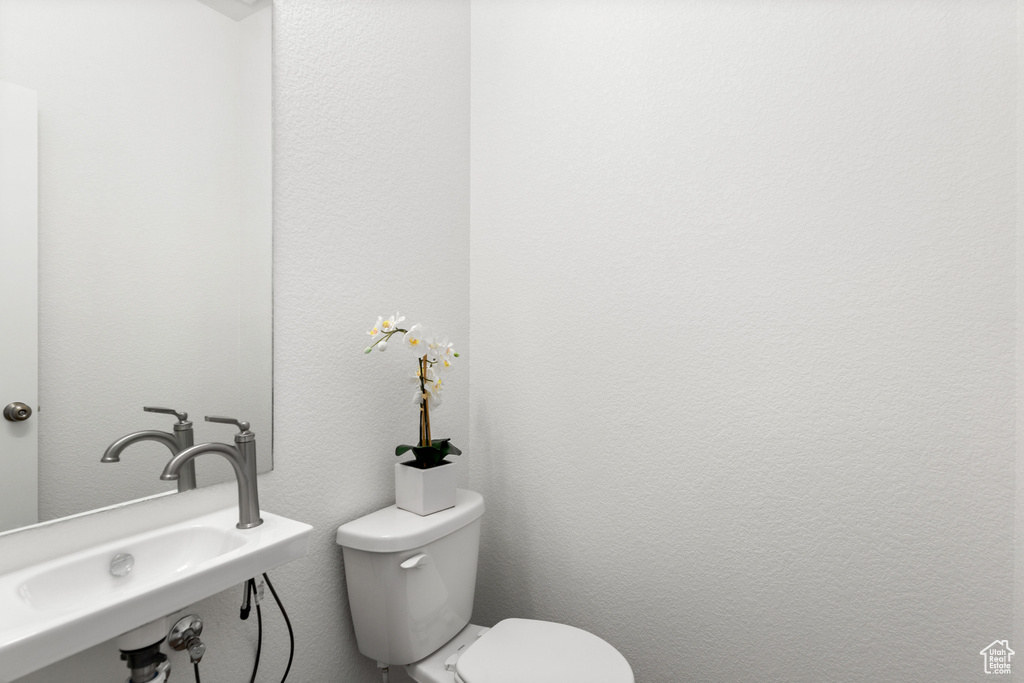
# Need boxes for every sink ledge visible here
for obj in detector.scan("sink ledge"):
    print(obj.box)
[0,507,311,682]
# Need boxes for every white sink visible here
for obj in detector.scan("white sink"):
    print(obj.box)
[0,507,311,681]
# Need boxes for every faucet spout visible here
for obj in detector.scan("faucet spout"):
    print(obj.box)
[161,442,262,529]
[102,430,178,462]
[102,430,198,492]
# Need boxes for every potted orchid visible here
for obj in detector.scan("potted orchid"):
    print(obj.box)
[364,312,461,515]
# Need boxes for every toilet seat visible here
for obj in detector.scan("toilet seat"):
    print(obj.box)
[453,618,634,683]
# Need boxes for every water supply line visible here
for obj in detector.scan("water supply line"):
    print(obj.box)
[165,614,206,683]
[168,615,206,665]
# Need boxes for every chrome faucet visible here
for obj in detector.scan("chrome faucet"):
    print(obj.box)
[161,416,263,529]
[102,407,197,492]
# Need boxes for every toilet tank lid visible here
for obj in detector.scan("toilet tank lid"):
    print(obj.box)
[336,489,484,552]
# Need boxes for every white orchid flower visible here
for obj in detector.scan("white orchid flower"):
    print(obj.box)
[436,338,456,363]
[412,388,442,407]
[380,312,405,335]
[410,365,438,385]
[403,324,426,352]
[424,337,441,363]
[367,316,384,339]
[425,338,453,368]
[410,364,442,398]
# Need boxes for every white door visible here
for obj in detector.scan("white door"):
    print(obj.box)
[0,81,38,532]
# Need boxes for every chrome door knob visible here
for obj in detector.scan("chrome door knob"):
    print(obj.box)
[3,402,32,422]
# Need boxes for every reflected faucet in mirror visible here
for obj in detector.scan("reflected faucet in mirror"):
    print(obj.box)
[101,407,198,493]
[161,416,263,530]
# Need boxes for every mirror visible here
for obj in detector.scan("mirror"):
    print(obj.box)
[0,0,273,533]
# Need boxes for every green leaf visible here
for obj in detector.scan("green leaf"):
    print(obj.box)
[395,439,460,468]
[433,439,462,456]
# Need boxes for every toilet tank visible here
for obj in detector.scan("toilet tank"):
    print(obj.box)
[336,489,484,665]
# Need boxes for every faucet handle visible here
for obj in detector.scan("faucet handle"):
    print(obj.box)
[144,406,189,423]
[206,415,251,433]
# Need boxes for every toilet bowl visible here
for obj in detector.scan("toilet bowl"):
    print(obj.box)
[336,490,633,683]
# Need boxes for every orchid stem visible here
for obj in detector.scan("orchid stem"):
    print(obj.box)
[421,355,432,447]
[419,403,426,448]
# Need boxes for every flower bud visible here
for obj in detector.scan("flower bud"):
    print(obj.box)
[378,340,388,352]
[363,347,372,354]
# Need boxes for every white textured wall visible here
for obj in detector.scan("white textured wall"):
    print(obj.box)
[469,1,1015,681]
[0,0,273,522]
[12,0,470,681]
[8,2,1019,682]
[1017,0,1024,663]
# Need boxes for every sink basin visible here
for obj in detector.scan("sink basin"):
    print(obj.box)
[18,526,248,612]
[0,507,311,681]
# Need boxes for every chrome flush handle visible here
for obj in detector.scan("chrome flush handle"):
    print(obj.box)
[400,553,429,570]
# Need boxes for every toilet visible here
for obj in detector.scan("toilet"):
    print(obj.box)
[336,489,634,683]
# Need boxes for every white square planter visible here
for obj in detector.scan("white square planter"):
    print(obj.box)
[395,460,457,516]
